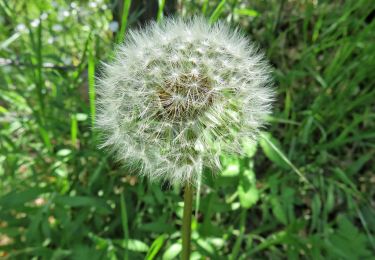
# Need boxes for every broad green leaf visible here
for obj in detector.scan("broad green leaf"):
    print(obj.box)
[271,198,287,225]
[238,169,259,209]
[162,243,182,260]
[0,105,8,113]
[241,138,257,158]
[221,157,240,177]
[196,238,215,256]
[56,149,71,157]
[121,239,149,252]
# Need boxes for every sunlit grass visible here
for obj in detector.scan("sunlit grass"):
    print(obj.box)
[0,0,374,259]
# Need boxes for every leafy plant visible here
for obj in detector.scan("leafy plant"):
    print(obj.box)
[1,0,374,259]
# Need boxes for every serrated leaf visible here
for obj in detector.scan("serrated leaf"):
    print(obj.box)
[327,215,373,259]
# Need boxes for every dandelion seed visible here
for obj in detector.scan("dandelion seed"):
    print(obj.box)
[96,17,274,185]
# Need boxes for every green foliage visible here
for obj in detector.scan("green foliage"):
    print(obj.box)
[1,0,375,259]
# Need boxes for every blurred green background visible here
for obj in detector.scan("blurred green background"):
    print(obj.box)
[1,0,375,259]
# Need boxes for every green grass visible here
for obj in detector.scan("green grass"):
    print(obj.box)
[1,0,375,259]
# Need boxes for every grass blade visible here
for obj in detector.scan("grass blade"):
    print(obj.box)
[157,0,166,22]
[202,0,209,15]
[88,41,95,128]
[260,132,311,186]
[120,191,129,260]
[209,0,226,24]
[145,234,167,260]
[70,114,78,147]
[230,209,247,260]
[116,0,132,44]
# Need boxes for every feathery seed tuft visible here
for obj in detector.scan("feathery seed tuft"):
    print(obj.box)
[96,17,275,184]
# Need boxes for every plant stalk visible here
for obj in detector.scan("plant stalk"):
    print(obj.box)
[230,208,247,260]
[181,183,193,260]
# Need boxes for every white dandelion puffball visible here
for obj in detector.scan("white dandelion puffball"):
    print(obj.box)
[97,17,274,184]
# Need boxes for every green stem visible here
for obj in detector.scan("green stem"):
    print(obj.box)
[120,191,129,260]
[230,208,247,260]
[181,183,193,260]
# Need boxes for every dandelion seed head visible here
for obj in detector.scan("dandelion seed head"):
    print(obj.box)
[97,17,275,184]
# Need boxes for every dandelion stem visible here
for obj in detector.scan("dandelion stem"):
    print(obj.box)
[182,183,193,260]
